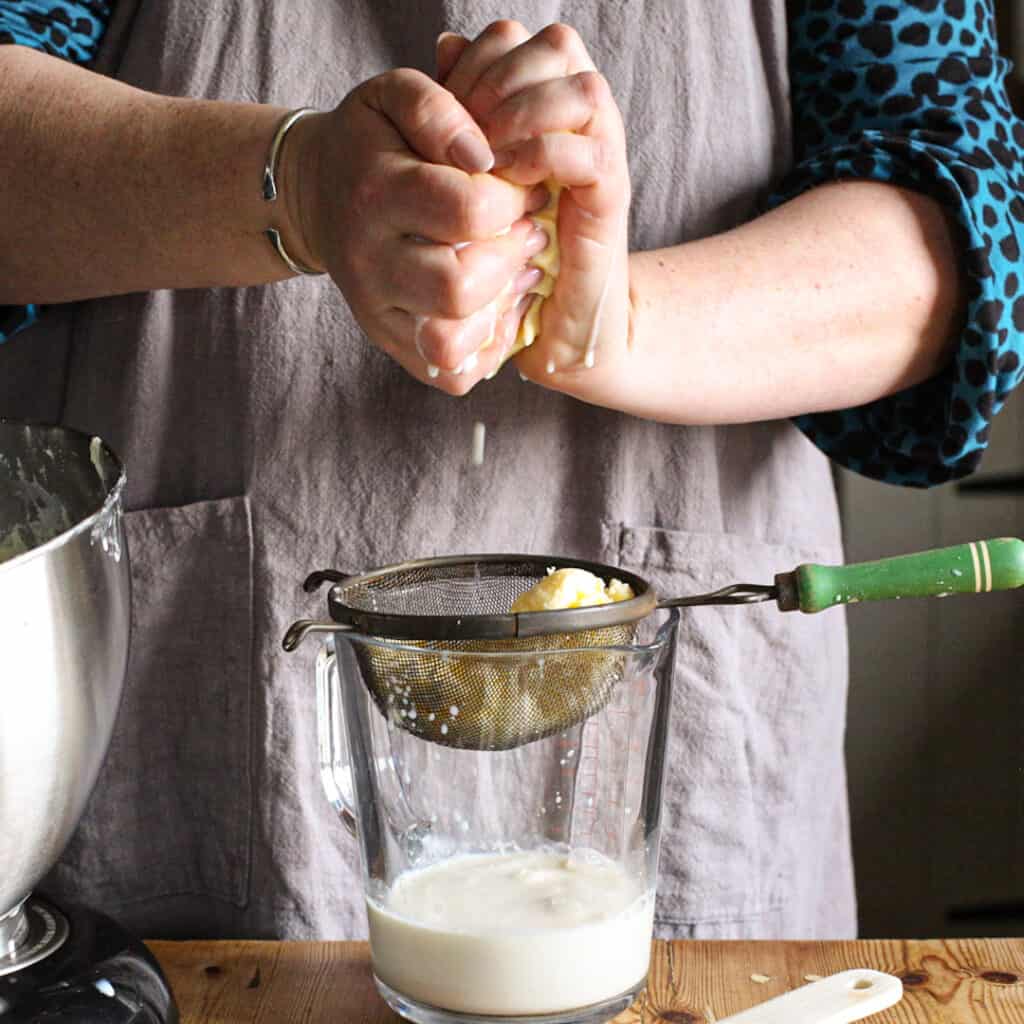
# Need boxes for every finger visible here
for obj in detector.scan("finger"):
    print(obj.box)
[390,220,547,319]
[485,71,610,151]
[443,20,532,102]
[389,161,546,243]
[436,32,470,82]
[465,23,596,124]
[472,291,535,381]
[491,292,535,368]
[363,67,494,173]
[422,291,534,384]
[378,310,496,396]
[515,195,630,379]
[493,120,627,219]
[374,313,467,393]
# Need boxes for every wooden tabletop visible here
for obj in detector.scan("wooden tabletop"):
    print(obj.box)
[148,938,1024,1023]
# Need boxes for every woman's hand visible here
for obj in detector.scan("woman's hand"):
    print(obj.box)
[438,21,633,389]
[282,68,549,394]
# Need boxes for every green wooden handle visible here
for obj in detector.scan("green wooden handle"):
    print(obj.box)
[776,538,1024,614]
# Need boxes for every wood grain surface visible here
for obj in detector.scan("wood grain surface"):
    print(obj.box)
[147,938,1024,1023]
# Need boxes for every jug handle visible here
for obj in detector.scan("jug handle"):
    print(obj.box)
[316,644,358,837]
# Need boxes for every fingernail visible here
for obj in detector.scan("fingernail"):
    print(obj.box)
[546,359,556,375]
[462,351,479,373]
[449,131,494,174]
[437,31,458,45]
[513,266,544,294]
[527,186,550,212]
[518,370,530,383]
[524,228,548,257]
[492,149,515,169]
[427,363,440,379]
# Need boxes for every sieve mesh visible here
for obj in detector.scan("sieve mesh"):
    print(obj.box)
[323,556,654,750]
[338,559,558,617]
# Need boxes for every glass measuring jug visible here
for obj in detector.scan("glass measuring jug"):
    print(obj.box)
[312,610,680,1024]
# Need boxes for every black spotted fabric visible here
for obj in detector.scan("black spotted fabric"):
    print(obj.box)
[0,0,111,340]
[774,0,1024,486]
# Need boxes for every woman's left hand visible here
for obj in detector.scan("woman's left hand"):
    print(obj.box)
[437,21,633,388]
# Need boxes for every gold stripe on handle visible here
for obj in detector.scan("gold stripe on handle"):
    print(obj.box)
[980,539,993,593]
[969,542,982,593]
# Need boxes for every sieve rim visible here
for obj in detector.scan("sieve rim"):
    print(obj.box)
[326,609,678,659]
[324,552,658,641]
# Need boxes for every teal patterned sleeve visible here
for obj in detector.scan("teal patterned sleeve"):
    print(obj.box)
[771,0,1024,487]
[0,0,112,343]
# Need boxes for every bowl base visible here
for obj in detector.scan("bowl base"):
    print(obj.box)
[0,898,69,976]
[374,975,646,1024]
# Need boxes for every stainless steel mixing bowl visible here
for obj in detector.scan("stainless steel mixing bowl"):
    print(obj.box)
[0,422,129,961]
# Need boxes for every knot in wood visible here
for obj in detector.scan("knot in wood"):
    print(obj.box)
[981,970,1019,985]
[899,971,927,986]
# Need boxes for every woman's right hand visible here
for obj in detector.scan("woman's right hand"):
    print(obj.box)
[281,69,548,394]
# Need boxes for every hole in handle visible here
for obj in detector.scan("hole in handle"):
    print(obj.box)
[852,979,874,991]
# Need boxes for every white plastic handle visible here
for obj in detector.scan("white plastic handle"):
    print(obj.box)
[719,970,903,1024]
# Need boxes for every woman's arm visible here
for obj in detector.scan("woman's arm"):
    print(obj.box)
[515,2,1020,487]
[0,46,299,303]
[772,0,1024,485]
[0,43,540,388]
[0,0,112,337]
[552,178,963,425]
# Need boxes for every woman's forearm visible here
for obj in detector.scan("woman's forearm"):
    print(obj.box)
[556,180,965,424]
[0,47,310,304]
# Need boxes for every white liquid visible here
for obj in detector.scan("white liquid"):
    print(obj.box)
[366,849,654,1016]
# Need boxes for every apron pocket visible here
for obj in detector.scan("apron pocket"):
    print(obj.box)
[604,523,848,933]
[48,495,253,909]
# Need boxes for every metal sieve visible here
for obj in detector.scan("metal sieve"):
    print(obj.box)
[283,540,1024,750]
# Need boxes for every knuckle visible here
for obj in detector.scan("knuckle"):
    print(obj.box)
[407,89,459,138]
[593,138,618,177]
[454,189,490,239]
[482,19,527,42]
[437,374,472,397]
[388,66,429,91]
[575,70,609,108]
[425,323,466,371]
[439,272,478,320]
[427,262,463,320]
[350,177,386,224]
[403,161,437,197]
[468,75,508,120]
[540,22,580,53]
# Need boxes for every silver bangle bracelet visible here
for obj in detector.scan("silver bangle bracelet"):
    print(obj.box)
[262,107,324,277]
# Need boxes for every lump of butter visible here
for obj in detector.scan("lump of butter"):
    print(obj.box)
[507,183,561,359]
[511,566,634,613]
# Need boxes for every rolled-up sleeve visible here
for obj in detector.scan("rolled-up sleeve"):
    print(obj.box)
[770,0,1024,487]
[0,1,111,344]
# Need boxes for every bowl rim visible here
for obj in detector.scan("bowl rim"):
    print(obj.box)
[0,420,126,575]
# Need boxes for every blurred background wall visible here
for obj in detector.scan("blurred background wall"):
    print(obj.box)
[843,3,1023,937]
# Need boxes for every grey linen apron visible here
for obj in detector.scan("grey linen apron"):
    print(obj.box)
[2,1,856,940]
